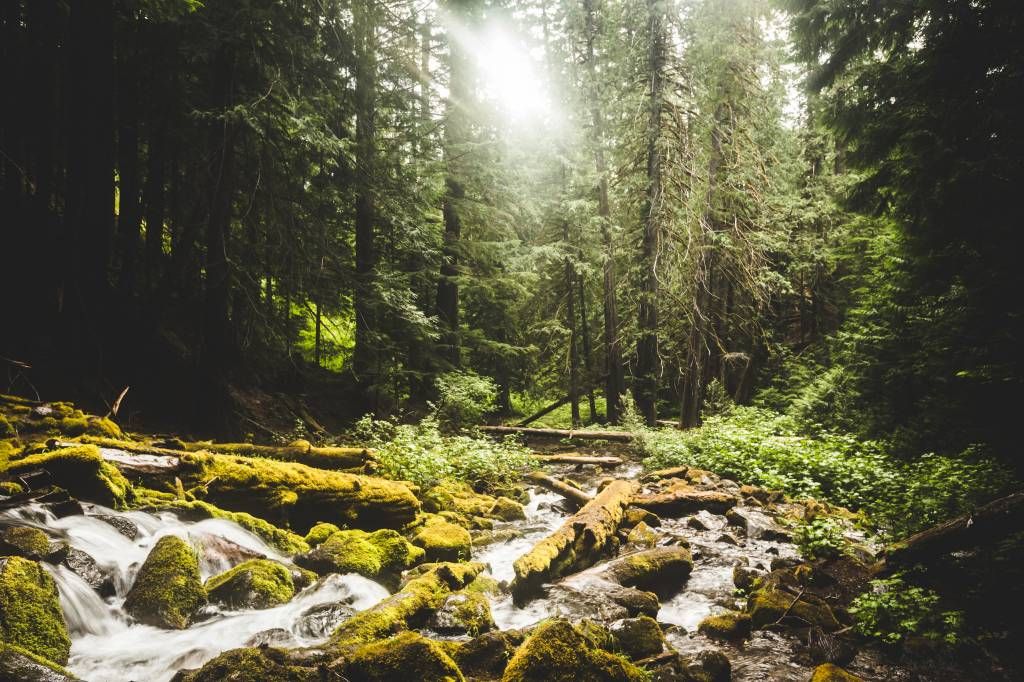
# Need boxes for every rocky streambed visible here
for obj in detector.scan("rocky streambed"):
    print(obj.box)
[0,395,902,682]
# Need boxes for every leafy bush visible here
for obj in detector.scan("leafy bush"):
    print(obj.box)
[354,415,535,490]
[638,406,1010,536]
[794,517,847,560]
[850,574,963,645]
[433,371,497,431]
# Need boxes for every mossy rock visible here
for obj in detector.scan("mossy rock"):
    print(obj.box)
[810,663,864,682]
[501,619,648,682]
[2,446,132,507]
[747,587,839,631]
[0,642,77,682]
[428,589,495,636]
[332,562,485,649]
[124,535,207,629]
[345,631,464,682]
[603,545,693,599]
[450,630,523,679]
[488,496,526,521]
[171,646,318,682]
[423,480,496,517]
[295,528,424,587]
[697,611,752,641]
[622,507,662,529]
[304,522,341,546]
[0,480,23,496]
[205,559,296,610]
[624,521,658,549]
[175,452,419,532]
[609,615,665,660]
[411,515,472,562]
[0,557,71,666]
[0,526,51,560]
[7,400,123,442]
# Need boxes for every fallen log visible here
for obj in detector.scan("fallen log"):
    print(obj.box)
[881,490,1024,572]
[525,471,592,508]
[511,479,637,604]
[480,425,635,442]
[517,395,573,427]
[54,438,182,476]
[533,453,623,466]
[632,489,738,516]
[181,439,373,470]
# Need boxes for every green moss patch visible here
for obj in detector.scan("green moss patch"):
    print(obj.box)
[2,445,132,508]
[140,499,309,555]
[0,557,71,665]
[205,559,296,609]
[173,646,318,682]
[0,526,51,559]
[747,586,840,631]
[346,631,464,682]
[295,528,424,587]
[501,618,648,682]
[697,611,752,641]
[123,535,207,629]
[411,515,472,562]
[304,522,341,546]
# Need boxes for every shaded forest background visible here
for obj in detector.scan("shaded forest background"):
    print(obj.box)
[1,0,1021,475]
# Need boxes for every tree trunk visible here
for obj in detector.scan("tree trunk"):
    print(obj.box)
[116,21,141,296]
[579,273,597,423]
[564,218,581,428]
[583,0,624,424]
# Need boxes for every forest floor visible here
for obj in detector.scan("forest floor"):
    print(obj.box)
[0,394,1018,682]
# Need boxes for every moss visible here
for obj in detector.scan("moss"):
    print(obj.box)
[0,641,77,681]
[182,439,372,471]
[4,399,123,442]
[304,522,341,546]
[295,528,424,587]
[0,480,23,495]
[123,535,207,629]
[810,663,864,682]
[412,515,472,562]
[173,647,318,682]
[2,445,132,507]
[332,562,485,649]
[423,480,496,517]
[488,496,526,521]
[429,589,495,636]
[142,499,310,555]
[345,631,464,682]
[0,415,14,438]
[697,611,752,641]
[451,631,522,679]
[625,521,658,549]
[609,615,665,660]
[622,507,661,529]
[0,526,51,559]
[746,586,840,631]
[0,557,71,665]
[205,559,296,609]
[175,451,420,532]
[603,546,693,599]
[501,619,649,682]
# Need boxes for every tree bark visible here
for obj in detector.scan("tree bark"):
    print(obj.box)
[579,276,598,423]
[525,471,592,508]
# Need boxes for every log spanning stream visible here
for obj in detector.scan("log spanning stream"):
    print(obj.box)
[1,455,898,682]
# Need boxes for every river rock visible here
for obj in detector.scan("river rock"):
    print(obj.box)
[62,547,115,597]
[172,647,319,682]
[602,546,694,599]
[0,642,76,682]
[501,618,648,682]
[245,628,299,648]
[411,515,472,563]
[747,586,840,631]
[295,602,355,639]
[624,521,658,549]
[726,507,792,542]
[0,525,51,560]
[205,559,296,610]
[733,564,763,592]
[124,535,207,629]
[428,590,495,635]
[344,631,463,682]
[697,611,752,641]
[488,496,526,521]
[610,615,666,660]
[294,528,424,588]
[0,557,71,665]
[810,663,864,681]
[451,631,522,679]
[94,514,139,540]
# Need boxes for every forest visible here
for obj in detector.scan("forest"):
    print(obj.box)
[0,0,1021,681]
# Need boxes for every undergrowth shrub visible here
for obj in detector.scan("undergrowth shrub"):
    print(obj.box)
[638,406,1010,536]
[433,371,497,431]
[850,573,964,645]
[794,517,847,560]
[354,415,535,490]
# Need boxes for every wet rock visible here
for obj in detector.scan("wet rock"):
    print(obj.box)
[428,590,495,635]
[770,557,802,572]
[810,663,863,681]
[289,565,318,590]
[747,586,840,631]
[205,559,296,610]
[172,646,319,682]
[684,649,731,682]
[602,546,694,599]
[304,521,341,546]
[806,626,856,666]
[622,507,662,528]
[0,525,51,560]
[471,527,523,547]
[716,532,740,546]
[411,515,472,563]
[641,466,689,482]
[488,496,526,521]
[451,631,522,679]
[94,514,139,540]
[697,611,752,642]
[610,616,666,660]
[0,557,71,665]
[687,516,710,531]
[502,618,648,682]
[124,535,207,629]
[0,642,76,682]
[726,507,792,542]
[244,628,298,648]
[625,521,658,549]
[62,547,115,597]
[193,532,266,573]
[345,631,463,682]
[295,528,424,588]
[37,491,83,519]
[295,602,355,639]
[732,564,763,592]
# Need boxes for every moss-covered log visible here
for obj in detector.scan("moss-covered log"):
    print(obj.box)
[511,479,637,603]
[174,452,419,533]
[525,472,592,508]
[2,445,133,508]
[532,453,624,466]
[479,425,635,442]
[182,439,373,471]
[631,489,738,516]
[331,562,485,649]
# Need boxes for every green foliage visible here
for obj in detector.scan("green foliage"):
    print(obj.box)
[639,406,1010,536]
[433,371,498,431]
[850,574,963,645]
[354,416,535,490]
[794,517,846,560]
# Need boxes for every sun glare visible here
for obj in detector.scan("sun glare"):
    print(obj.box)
[473,25,552,122]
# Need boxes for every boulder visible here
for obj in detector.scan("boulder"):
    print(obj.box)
[747,587,840,631]
[95,514,139,540]
[171,647,319,682]
[295,602,354,639]
[345,631,464,682]
[732,565,762,592]
[62,547,115,597]
[697,611,752,641]
[501,618,648,682]
[295,528,424,587]
[411,516,472,563]
[609,616,665,660]
[0,642,76,682]
[810,663,864,682]
[205,559,296,610]
[2,446,132,507]
[0,526,51,560]
[624,521,658,550]
[0,557,71,665]
[488,496,526,521]
[451,631,523,679]
[602,546,693,599]
[245,628,298,648]
[124,535,207,629]
[428,590,495,636]
[303,522,341,546]
[725,507,792,542]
